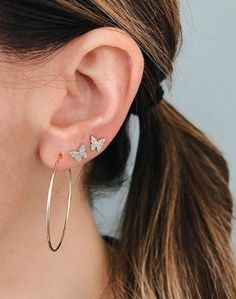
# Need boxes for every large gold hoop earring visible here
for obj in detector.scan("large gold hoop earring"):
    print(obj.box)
[46,153,72,252]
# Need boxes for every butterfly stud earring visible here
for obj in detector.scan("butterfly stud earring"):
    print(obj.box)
[68,144,87,162]
[90,135,106,152]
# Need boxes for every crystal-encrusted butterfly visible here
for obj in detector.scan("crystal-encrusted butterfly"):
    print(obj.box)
[68,144,87,162]
[90,135,106,152]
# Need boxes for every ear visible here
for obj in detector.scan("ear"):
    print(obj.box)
[38,26,144,170]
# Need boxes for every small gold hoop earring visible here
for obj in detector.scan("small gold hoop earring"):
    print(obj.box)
[46,153,72,252]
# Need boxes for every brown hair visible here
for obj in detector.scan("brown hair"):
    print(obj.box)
[0,1,235,298]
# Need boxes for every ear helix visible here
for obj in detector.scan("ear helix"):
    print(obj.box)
[68,135,106,162]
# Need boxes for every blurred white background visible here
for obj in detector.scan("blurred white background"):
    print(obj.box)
[93,0,236,248]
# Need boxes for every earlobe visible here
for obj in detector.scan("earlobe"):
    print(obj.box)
[38,26,144,170]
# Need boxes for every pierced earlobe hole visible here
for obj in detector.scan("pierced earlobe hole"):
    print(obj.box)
[54,153,63,167]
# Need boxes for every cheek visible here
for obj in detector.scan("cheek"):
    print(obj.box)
[0,60,63,171]
[0,79,36,170]
[0,83,37,221]
[0,65,44,226]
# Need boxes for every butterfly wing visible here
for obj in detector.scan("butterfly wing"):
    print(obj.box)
[97,138,105,152]
[69,150,79,158]
[90,136,97,151]
[80,144,87,159]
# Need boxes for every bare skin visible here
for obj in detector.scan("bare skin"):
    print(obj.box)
[0,26,144,298]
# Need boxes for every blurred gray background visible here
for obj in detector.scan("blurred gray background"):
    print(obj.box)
[93,1,236,248]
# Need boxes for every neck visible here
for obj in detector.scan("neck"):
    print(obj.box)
[0,160,112,299]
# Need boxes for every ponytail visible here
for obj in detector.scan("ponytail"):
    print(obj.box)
[112,98,236,298]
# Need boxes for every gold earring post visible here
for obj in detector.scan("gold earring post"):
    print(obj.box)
[46,153,72,252]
